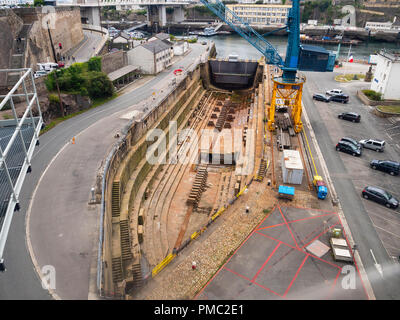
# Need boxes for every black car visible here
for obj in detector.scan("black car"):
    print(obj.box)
[313,93,330,102]
[338,112,361,122]
[340,137,362,149]
[362,186,399,209]
[336,141,362,156]
[330,94,349,103]
[370,160,400,176]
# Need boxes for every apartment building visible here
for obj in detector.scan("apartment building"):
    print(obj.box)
[225,4,291,26]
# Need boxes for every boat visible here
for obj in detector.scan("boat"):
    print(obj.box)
[300,34,361,46]
[189,27,231,37]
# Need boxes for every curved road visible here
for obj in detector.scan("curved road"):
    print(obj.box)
[0,43,209,299]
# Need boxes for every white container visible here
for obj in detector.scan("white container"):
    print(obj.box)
[282,150,303,185]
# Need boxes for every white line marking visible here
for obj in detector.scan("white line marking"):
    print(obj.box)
[370,249,384,278]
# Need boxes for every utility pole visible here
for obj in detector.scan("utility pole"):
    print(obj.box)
[46,21,64,117]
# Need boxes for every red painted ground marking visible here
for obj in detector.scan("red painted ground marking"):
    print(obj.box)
[252,242,282,282]
[194,205,278,300]
[256,222,286,231]
[283,254,308,297]
[305,252,341,270]
[224,267,283,298]
[302,222,341,249]
[255,231,342,270]
[281,204,338,215]
[256,212,337,233]
[278,205,300,249]
[326,268,342,299]
[254,231,297,250]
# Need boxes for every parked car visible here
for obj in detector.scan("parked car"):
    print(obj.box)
[329,93,349,103]
[338,112,360,122]
[34,70,49,79]
[359,139,385,152]
[326,89,343,96]
[370,160,400,176]
[340,137,362,149]
[335,141,362,157]
[362,186,399,209]
[313,93,331,102]
[57,62,65,68]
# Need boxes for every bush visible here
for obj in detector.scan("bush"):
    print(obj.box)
[363,89,382,101]
[87,56,102,72]
[86,72,114,99]
[45,59,113,100]
[48,93,60,104]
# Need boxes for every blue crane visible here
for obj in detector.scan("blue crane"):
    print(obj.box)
[199,0,336,82]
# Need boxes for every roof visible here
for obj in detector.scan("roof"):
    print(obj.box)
[108,65,139,81]
[141,39,171,54]
[155,33,170,41]
[282,149,303,170]
[114,31,130,41]
[300,44,329,54]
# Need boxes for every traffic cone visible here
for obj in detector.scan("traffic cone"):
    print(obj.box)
[192,261,197,270]
[72,137,75,144]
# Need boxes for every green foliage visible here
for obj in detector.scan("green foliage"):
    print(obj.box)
[33,0,44,6]
[187,38,198,43]
[170,34,176,41]
[48,93,60,104]
[301,0,338,24]
[45,59,113,100]
[363,89,382,101]
[255,0,263,4]
[136,9,147,16]
[88,56,102,72]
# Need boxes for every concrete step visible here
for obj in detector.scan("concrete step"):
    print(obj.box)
[111,257,123,283]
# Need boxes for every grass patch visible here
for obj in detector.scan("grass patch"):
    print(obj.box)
[335,73,366,82]
[40,93,118,135]
[377,105,400,114]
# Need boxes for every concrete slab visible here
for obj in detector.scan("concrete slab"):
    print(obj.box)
[197,205,369,300]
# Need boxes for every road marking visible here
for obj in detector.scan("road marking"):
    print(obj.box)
[369,211,400,227]
[370,249,384,279]
[372,224,400,240]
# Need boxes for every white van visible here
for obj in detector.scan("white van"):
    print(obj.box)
[37,62,59,72]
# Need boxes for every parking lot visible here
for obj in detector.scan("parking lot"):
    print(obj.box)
[304,72,400,262]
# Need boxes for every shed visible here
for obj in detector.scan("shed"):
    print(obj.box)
[281,149,303,185]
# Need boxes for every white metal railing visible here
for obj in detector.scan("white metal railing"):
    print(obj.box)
[57,0,193,5]
[0,68,42,270]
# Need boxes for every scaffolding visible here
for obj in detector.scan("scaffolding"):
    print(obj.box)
[0,68,42,271]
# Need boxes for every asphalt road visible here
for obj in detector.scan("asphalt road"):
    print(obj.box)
[302,71,400,300]
[0,43,209,299]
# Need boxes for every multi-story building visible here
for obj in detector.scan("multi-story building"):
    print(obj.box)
[225,4,291,26]
[365,21,399,31]
[370,50,400,100]
[127,39,173,74]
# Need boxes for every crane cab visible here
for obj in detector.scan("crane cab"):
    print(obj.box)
[298,45,336,72]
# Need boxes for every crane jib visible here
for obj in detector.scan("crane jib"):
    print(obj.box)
[199,0,336,78]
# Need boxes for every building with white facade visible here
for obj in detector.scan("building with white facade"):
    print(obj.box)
[225,4,290,26]
[370,50,400,100]
[0,0,33,5]
[365,20,400,31]
[127,39,173,74]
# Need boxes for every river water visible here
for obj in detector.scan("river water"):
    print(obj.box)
[197,34,400,61]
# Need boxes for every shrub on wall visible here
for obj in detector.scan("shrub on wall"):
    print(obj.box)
[362,89,382,101]
[45,58,113,99]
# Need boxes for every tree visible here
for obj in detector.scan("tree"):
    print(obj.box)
[33,0,44,6]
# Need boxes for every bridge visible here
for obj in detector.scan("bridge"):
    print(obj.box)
[56,0,193,26]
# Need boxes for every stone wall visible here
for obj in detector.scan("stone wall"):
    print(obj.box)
[0,9,23,88]
[13,7,84,69]
[101,50,127,75]
[100,65,203,297]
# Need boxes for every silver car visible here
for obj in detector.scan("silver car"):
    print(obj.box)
[359,139,385,152]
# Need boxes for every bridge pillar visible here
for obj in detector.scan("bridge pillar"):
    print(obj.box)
[172,6,185,23]
[80,6,101,26]
[158,5,167,27]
